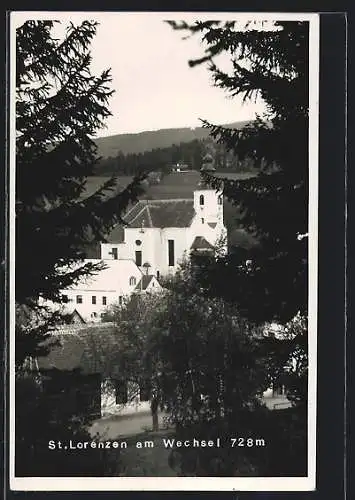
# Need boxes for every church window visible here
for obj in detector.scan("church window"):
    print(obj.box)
[168,239,175,266]
[199,194,205,206]
[135,250,142,266]
[135,239,142,246]
[102,296,107,305]
[129,276,137,286]
[76,295,83,304]
[201,218,204,224]
[92,296,96,304]
[119,296,123,305]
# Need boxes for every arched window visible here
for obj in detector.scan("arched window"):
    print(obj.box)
[129,276,137,286]
[218,195,223,205]
[199,194,204,206]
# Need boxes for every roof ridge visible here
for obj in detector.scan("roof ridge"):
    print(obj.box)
[146,205,153,227]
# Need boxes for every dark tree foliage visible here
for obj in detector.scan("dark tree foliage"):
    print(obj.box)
[156,263,307,476]
[95,139,205,176]
[15,370,119,476]
[16,20,145,311]
[15,21,147,476]
[169,20,309,324]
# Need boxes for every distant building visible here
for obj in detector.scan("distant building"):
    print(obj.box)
[171,162,190,173]
[42,259,162,323]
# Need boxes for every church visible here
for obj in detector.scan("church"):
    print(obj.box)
[55,178,227,322]
[101,185,227,277]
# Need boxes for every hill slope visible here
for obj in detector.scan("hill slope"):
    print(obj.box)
[94,121,249,159]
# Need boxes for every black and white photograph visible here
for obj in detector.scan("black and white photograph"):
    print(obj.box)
[10,11,319,491]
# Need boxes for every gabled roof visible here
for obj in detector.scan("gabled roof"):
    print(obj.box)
[67,309,86,324]
[124,199,195,229]
[36,322,119,375]
[134,274,156,291]
[190,236,215,251]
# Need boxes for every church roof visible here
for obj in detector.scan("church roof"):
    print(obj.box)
[124,199,195,229]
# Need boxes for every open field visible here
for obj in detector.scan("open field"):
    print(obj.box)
[85,170,256,200]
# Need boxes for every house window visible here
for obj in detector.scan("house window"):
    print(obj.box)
[156,270,160,279]
[115,380,128,405]
[129,276,137,286]
[76,295,83,304]
[102,296,107,305]
[110,247,118,260]
[199,194,205,206]
[168,239,175,267]
[135,250,142,266]
[92,296,96,305]
[218,195,223,205]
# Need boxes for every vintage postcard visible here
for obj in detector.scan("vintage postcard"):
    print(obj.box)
[9,11,319,491]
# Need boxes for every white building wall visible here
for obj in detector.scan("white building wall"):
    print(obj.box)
[61,259,143,322]
[100,379,151,417]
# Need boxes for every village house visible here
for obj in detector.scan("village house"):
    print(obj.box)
[35,321,290,421]
[58,259,161,323]
[36,322,152,418]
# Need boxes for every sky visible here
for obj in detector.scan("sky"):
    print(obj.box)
[12,12,315,138]
[85,15,266,137]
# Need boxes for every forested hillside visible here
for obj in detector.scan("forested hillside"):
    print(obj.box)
[94,126,257,176]
[94,121,248,158]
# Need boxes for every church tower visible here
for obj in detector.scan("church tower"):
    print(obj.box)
[193,188,223,224]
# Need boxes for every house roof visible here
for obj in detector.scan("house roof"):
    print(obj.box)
[134,274,159,291]
[36,322,120,376]
[190,236,215,251]
[65,259,142,292]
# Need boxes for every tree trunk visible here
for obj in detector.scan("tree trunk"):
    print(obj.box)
[151,397,159,431]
